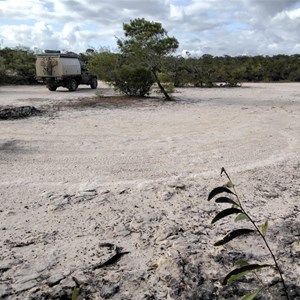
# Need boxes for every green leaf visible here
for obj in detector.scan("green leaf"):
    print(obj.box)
[215,197,240,207]
[226,180,234,188]
[260,219,269,236]
[241,289,262,300]
[214,229,254,246]
[211,208,243,224]
[235,213,250,222]
[223,264,271,285]
[208,186,235,201]
[72,287,78,300]
[234,259,249,267]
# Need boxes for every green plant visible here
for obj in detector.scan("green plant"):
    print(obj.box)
[72,287,78,300]
[113,66,155,97]
[117,18,179,100]
[208,167,290,299]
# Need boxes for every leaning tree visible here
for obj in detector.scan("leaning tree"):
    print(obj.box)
[117,18,179,100]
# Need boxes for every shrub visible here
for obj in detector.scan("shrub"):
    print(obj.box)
[113,66,155,97]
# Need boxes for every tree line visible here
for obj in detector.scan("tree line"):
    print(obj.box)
[85,51,300,90]
[1,19,300,95]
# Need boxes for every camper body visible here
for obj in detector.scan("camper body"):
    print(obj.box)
[35,51,97,91]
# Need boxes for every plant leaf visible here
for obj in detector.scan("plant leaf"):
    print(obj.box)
[214,229,254,246]
[241,289,262,300]
[226,180,234,188]
[215,197,240,207]
[235,259,249,267]
[211,208,243,224]
[235,213,250,222]
[260,219,269,236]
[208,186,235,201]
[223,264,271,285]
[72,287,78,300]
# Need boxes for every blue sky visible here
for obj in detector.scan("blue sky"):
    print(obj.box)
[0,0,300,56]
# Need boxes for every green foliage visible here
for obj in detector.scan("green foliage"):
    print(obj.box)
[0,56,6,82]
[208,168,290,299]
[214,229,255,246]
[86,49,119,82]
[72,287,78,300]
[0,46,36,84]
[260,219,269,236]
[211,208,243,224]
[1,43,299,88]
[160,54,300,87]
[117,18,179,100]
[162,83,175,94]
[235,213,250,222]
[113,66,155,96]
[241,289,262,300]
[223,264,271,285]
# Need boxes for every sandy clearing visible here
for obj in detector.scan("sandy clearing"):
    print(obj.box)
[0,82,299,299]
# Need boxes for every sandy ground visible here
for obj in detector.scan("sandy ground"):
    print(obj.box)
[0,82,299,299]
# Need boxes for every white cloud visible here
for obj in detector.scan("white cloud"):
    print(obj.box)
[0,0,300,56]
[287,7,300,19]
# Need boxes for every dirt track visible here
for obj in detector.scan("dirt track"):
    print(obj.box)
[0,82,299,299]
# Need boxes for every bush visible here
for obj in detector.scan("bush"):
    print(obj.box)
[288,69,300,82]
[113,66,155,97]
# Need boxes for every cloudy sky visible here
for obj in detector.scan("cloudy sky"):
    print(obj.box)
[1,0,300,56]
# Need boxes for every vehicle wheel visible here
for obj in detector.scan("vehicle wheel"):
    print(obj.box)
[47,85,57,91]
[68,79,78,91]
[90,78,98,89]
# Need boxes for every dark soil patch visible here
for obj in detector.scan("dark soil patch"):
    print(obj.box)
[54,95,165,110]
[0,106,42,120]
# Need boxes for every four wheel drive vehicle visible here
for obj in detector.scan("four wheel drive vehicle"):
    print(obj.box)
[35,50,98,91]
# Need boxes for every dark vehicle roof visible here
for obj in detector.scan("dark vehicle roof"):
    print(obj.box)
[36,53,79,59]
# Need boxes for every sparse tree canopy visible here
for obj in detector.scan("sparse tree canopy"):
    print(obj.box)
[117,18,179,100]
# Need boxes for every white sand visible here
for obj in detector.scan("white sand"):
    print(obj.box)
[0,82,299,299]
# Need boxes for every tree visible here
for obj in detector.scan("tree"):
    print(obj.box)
[117,18,179,100]
[86,49,119,82]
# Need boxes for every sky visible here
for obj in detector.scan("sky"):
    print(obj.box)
[1,0,300,57]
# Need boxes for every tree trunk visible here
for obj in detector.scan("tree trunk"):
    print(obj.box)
[151,69,172,101]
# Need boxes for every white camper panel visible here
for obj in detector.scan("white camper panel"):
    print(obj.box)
[35,55,81,77]
[60,57,81,76]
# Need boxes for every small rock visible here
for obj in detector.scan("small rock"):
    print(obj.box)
[59,277,76,289]
[72,271,89,285]
[0,106,41,120]
[48,274,65,287]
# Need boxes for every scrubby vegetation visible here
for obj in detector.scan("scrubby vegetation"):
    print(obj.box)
[1,26,300,91]
[0,46,37,84]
